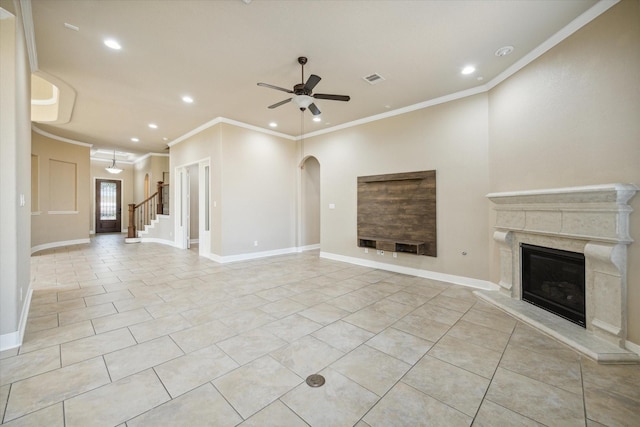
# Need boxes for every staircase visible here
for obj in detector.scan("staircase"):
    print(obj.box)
[127,181,169,239]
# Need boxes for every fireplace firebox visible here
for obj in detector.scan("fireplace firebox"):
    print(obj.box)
[521,244,586,327]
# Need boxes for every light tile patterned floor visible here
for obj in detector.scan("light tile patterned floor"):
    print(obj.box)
[1,234,639,426]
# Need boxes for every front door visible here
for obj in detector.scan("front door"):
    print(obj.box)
[96,179,122,233]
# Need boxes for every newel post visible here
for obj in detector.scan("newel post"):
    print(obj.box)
[127,203,136,238]
[157,181,164,215]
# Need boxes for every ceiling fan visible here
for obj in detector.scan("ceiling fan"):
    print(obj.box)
[257,56,350,116]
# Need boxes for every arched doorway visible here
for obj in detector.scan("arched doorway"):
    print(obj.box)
[144,173,150,199]
[300,156,320,249]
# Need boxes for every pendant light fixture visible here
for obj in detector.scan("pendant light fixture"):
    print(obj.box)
[105,149,123,174]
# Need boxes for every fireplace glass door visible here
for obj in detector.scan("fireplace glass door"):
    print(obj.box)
[521,244,586,327]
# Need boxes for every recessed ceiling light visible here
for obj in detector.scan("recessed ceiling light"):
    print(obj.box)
[182,95,194,104]
[131,137,139,142]
[103,39,121,50]
[162,137,169,141]
[461,65,476,75]
[477,76,484,81]
[148,123,158,129]
[495,46,514,57]
[312,117,322,122]
[269,122,278,128]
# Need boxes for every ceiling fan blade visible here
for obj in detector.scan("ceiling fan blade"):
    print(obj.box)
[258,82,294,94]
[268,98,292,109]
[304,74,321,92]
[308,103,321,116]
[313,93,350,102]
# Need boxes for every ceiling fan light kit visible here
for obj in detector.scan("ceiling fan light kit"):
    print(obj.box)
[258,56,350,117]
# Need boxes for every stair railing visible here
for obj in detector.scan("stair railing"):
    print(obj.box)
[127,181,169,238]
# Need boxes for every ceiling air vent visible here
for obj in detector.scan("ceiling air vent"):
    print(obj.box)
[362,73,385,85]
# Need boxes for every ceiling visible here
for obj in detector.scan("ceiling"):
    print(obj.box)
[27,0,605,158]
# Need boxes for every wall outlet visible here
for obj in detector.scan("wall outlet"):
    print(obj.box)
[380,250,384,256]
[254,241,258,247]
[364,248,368,254]
[393,252,397,258]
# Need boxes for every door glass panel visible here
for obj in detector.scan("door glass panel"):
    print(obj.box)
[100,182,117,220]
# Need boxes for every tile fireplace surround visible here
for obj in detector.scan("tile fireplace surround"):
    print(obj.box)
[478,184,639,364]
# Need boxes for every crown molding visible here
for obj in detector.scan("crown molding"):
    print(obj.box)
[168,116,295,148]
[133,152,170,163]
[32,125,93,148]
[484,0,619,92]
[90,157,134,165]
[302,0,618,141]
[28,0,618,150]
[300,85,488,140]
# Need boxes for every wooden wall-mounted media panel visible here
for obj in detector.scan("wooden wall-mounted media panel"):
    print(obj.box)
[357,170,436,257]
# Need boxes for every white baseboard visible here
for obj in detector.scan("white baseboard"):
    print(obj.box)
[31,238,91,255]
[0,285,33,352]
[626,339,640,356]
[139,237,179,248]
[298,243,321,252]
[319,251,499,291]
[204,246,300,264]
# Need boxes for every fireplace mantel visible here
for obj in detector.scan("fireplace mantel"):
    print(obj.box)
[486,183,636,244]
[480,183,639,363]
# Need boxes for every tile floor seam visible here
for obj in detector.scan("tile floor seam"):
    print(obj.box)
[0,385,10,424]
[579,357,589,424]
[394,379,472,423]
[210,380,246,424]
[478,398,545,426]
[467,312,515,425]
[354,343,435,424]
[10,236,638,426]
[277,397,313,427]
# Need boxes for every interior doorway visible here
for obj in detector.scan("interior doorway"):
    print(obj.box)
[187,164,199,250]
[300,156,321,248]
[175,159,211,257]
[95,179,122,233]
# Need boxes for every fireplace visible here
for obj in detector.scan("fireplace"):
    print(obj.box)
[521,244,585,327]
[481,184,639,363]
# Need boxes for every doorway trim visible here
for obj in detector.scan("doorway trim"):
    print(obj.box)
[298,155,321,251]
[92,176,124,234]
[174,157,211,258]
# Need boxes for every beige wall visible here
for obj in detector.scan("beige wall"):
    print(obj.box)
[133,154,169,203]
[31,132,90,247]
[90,160,134,233]
[133,155,152,203]
[170,124,222,253]
[305,94,491,280]
[488,0,640,343]
[1,0,32,341]
[170,122,297,257]
[220,124,297,255]
[0,0,31,350]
